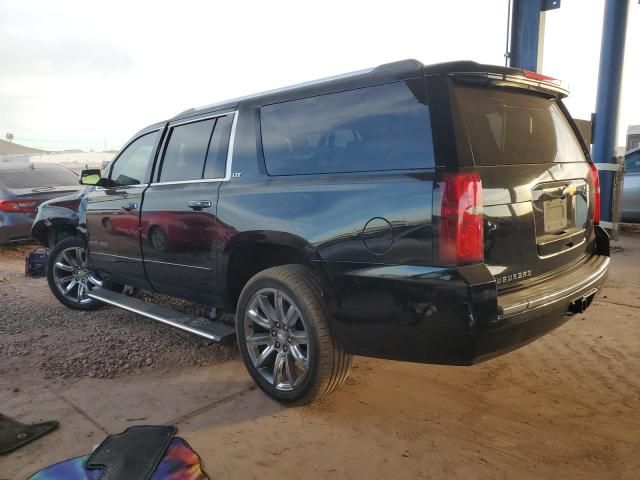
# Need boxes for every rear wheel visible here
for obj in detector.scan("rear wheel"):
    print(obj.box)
[47,237,104,310]
[236,265,352,404]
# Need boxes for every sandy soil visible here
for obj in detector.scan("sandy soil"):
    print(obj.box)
[1,235,640,479]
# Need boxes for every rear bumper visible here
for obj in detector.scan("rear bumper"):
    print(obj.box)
[473,254,609,363]
[324,237,609,365]
[621,211,640,223]
[0,213,34,244]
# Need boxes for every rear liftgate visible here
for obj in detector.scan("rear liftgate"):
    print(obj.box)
[88,289,235,345]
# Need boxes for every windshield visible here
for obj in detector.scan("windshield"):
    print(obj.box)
[626,152,640,174]
[454,86,586,166]
[0,165,78,190]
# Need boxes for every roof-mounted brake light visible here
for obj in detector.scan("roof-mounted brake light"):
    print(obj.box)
[449,71,569,98]
[522,70,558,82]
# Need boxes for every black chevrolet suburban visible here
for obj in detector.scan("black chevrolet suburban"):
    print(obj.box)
[36,59,610,404]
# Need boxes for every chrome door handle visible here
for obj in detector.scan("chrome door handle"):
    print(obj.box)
[121,203,138,211]
[188,200,212,210]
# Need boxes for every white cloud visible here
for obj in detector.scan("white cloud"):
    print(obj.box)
[0,0,637,151]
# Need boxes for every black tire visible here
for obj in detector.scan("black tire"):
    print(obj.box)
[47,237,123,311]
[236,265,352,405]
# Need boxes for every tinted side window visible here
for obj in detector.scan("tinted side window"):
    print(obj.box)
[203,114,234,179]
[261,81,435,175]
[110,131,159,186]
[160,119,215,182]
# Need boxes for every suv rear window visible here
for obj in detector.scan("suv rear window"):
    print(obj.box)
[0,165,78,190]
[261,81,435,175]
[454,86,586,166]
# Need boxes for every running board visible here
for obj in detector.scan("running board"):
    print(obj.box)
[88,289,236,345]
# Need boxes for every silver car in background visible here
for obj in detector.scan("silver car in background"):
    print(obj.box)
[622,147,640,223]
[0,162,81,244]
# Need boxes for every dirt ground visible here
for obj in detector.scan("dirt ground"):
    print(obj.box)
[0,243,236,381]
[1,235,639,479]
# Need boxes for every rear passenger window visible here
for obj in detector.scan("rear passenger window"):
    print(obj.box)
[160,118,215,182]
[203,114,234,179]
[260,81,435,175]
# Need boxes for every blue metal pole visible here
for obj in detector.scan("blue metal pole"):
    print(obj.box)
[509,0,543,72]
[592,0,630,225]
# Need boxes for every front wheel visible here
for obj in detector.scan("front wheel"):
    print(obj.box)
[236,265,352,404]
[47,237,104,310]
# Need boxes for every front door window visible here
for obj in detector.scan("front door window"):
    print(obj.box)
[110,132,159,186]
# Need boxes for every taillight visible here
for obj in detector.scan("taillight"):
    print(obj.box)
[0,200,19,212]
[588,162,600,225]
[0,199,38,213]
[438,171,484,265]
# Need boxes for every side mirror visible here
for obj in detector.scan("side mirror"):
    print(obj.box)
[80,169,102,186]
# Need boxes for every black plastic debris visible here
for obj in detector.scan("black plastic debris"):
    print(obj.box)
[87,425,177,480]
[0,413,59,454]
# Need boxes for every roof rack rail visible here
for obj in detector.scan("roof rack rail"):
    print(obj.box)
[373,59,423,73]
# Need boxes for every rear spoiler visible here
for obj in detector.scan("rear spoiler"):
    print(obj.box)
[449,71,569,98]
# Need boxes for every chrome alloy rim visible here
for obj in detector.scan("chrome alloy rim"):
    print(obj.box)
[243,288,309,391]
[52,246,103,304]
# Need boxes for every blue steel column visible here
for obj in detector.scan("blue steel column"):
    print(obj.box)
[509,0,543,72]
[592,0,630,226]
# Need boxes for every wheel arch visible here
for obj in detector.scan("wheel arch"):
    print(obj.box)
[222,231,329,310]
[32,218,82,247]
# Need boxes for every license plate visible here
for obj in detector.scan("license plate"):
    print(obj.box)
[543,197,568,233]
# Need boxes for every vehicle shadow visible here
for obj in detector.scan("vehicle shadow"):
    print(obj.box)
[170,379,285,432]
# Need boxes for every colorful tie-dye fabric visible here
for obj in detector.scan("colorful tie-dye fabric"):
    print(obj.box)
[28,437,209,480]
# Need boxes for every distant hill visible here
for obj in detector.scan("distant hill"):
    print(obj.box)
[0,139,45,156]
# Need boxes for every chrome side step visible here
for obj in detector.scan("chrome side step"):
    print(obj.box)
[88,289,236,345]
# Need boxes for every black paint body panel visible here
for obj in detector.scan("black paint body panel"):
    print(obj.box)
[141,182,222,303]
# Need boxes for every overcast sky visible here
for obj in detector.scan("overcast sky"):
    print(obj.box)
[0,0,638,151]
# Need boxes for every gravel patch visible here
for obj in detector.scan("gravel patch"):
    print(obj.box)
[0,250,237,382]
[0,242,36,258]
[620,222,640,234]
